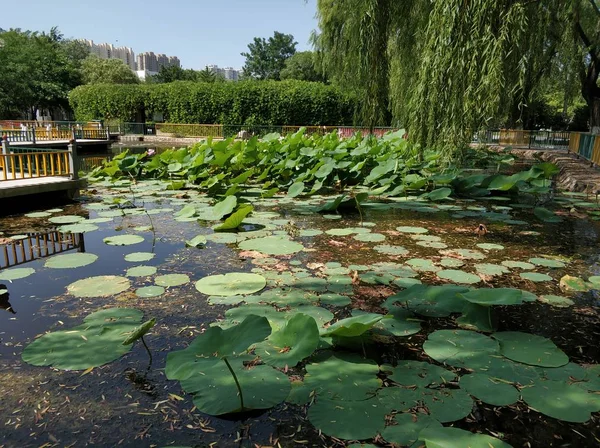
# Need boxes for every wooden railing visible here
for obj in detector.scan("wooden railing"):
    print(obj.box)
[568,132,600,164]
[0,149,71,181]
[473,129,571,149]
[1,231,84,269]
[0,125,108,143]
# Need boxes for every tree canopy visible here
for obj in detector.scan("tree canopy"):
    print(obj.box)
[315,0,600,156]
[81,56,140,85]
[242,32,297,80]
[280,51,326,83]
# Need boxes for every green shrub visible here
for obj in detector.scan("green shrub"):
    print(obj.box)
[69,80,357,125]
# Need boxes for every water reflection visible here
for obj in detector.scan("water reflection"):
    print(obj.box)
[0,284,15,314]
[1,231,85,269]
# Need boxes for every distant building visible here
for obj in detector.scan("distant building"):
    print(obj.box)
[83,40,136,70]
[207,65,241,81]
[138,52,181,73]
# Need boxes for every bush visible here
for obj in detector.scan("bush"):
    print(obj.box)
[69,80,357,125]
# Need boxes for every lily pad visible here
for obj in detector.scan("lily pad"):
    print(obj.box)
[437,270,481,284]
[318,293,351,307]
[354,233,386,242]
[383,285,468,318]
[501,260,535,270]
[521,380,600,423]
[67,276,131,298]
[476,243,505,250]
[25,211,52,218]
[423,329,499,367]
[44,253,98,269]
[559,275,589,292]
[58,223,99,234]
[0,267,36,281]
[371,309,422,336]
[396,226,428,234]
[441,248,486,260]
[320,313,383,337]
[520,272,553,282]
[385,360,455,388]
[135,286,165,298]
[254,313,319,368]
[460,373,519,406]
[126,266,157,277]
[419,426,513,448]
[440,258,465,268]
[474,263,509,276]
[155,274,190,287]
[238,236,304,255]
[125,252,155,262]
[104,235,145,246]
[493,331,568,367]
[22,308,143,370]
[186,235,207,247]
[459,288,526,306]
[421,388,474,423]
[48,215,85,224]
[538,295,574,308]
[406,258,440,272]
[528,257,566,268]
[195,273,267,296]
[382,414,442,447]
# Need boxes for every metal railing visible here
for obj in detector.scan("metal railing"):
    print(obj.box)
[569,132,600,164]
[1,231,84,269]
[473,129,571,150]
[0,127,108,143]
[0,148,71,181]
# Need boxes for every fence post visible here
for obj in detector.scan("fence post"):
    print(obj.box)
[68,139,79,180]
[31,126,36,145]
[1,135,9,155]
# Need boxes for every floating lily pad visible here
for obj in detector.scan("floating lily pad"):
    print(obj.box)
[48,215,85,224]
[0,267,36,281]
[460,373,519,406]
[421,388,474,423]
[476,243,505,250]
[104,235,145,246]
[371,309,422,336]
[521,380,600,423]
[529,257,566,268]
[520,272,553,282]
[493,332,568,367]
[299,229,323,237]
[318,293,351,307]
[406,258,440,272]
[186,235,207,247]
[441,249,486,260]
[125,252,156,262]
[417,241,448,249]
[205,233,239,244]
[459,288,526,306]
[424,330,499,367]
[67,276,130,298]
[22,308,143,370]
[25,212,52,218]
[354,233,386,242]
[136,286,165,298]
[385,360,455,388]
[195,273,267,296]
[538,295,574,308]
[126,266,157,277]
[396,226,428,234]
[254,314,319,368]
[474,263,509,276]
[440,258,465,268]
[155,274,190,287]
[559,275,589,292]
[238,236,304,255]
[437,270,481,284]
[58,223,99,234]
[382,413,442,447]
[321,313,383,338]
[383,285,468,318]
[419,426,513,448]
[325,228,354,236]
[501,260,535,270]
[45,253,98,269]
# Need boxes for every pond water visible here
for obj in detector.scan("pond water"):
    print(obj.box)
[0,180,599,448]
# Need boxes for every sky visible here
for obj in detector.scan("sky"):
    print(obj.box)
[1,0,319,70]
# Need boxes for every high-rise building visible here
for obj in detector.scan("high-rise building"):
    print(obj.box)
[82,40,136,70]
[207,65,241,81]
[137,52,181,74]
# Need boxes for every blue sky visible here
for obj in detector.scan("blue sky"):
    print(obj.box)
[2,0,318,70]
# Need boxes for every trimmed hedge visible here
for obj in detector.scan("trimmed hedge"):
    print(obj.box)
[69,80,357,125]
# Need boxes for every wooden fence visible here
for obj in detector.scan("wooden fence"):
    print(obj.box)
[0,148,72,181]
[1,231,84,269]
[568,132,600,164]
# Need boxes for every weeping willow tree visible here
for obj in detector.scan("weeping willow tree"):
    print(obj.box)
[315,0,599,157]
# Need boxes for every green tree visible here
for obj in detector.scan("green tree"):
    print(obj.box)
[81,56,140,85]
[315,0,600,156]
[0,27,81,118]
[280,51,326,82]
[153,65,199,83]
[241,31,297,80]
[198,67,217,83]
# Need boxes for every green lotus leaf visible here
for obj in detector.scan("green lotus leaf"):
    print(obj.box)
[559,275,589,292]
[124,252,156,262]
[384,360,455,388]
[521,380,600,423]
[25,211,52,218]
[308,397,388,440]
[67,275,131,298]
[43,253,98,269]
[437,269,481,284]
[174,205,196,219]
[250,288,317,306]
[135,286,165,298]
[320,313,383,337]
[299,229,324,237]
[58,223,99,234]
[103,235,145,246]
[456,303,496,332]
[520,272,553,282]
[221,304,333,330]
[97,210,125,218]
[396,226,429,234]
[0,267,36,281]
[122,318,156,345]
[476,243,505,250]
[200,196,237,221]
[186,235,207,247]
[207,295,245,305]
[492,331,568,367]
[441,248,486,260]
[22,308,143,370]
[406,258,440,272]
[373,245,410,256]
[460,373,519,406]
[48,215,85,224]
[155,274,190,287]
[382,284,468,317]
[440,258,465,268]
[539,362,587,382]
[381,413,442,446]
[421,388,473,423]
[423,187,452,201]
[534,207,563,223]
[370,309,422,336]
[459,288,526,306]
[195,272,266,296]
[424,329,499,367]
[416,241,448,249]
[528,257,566,268]
[325,228,354,236]
[238,236,304,255]
[318,292,351,306]
[462,354,540,385]
[205,232,239,244]
[254,313,319,368]
[287,181,305,198]
[501,260,535,270]
[126,266,157,277]
[419,426,513,448]
[474,263,509,276]
[354,233,386,242]
[215,205,254,231]
[538,295,574,307]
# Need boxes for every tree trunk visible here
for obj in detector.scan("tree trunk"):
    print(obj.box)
[590,96,600,134]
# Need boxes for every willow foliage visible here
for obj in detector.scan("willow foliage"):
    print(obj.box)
[315,0,584,157]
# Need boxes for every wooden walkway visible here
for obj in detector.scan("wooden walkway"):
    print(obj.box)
[0,173,86,199]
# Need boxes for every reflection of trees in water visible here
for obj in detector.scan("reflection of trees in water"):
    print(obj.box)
[0,284,15,314]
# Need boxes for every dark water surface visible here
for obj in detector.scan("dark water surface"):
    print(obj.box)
[0,183,599,448]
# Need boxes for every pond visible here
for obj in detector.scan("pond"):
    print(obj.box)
[1,178,599,448]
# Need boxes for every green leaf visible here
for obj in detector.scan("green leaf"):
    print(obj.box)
[492,331,568,367]
[287,181,305,198]
[123,318,156,345]
[419,426,513,448]
[195,272,267,296]
[320,313,383,337]
[67,276,131,298]
[460,373,519,406]
[186,235,207,247]
[214,205,253,231]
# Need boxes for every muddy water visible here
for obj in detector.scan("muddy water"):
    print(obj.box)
[0,185,599,448]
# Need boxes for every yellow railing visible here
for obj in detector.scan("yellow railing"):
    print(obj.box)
[567,132,600,164]
[0,150,71,181]
[498,130,531,146]
[1,231,84,269]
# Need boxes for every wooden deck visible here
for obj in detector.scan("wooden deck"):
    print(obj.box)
[0,173,86,199]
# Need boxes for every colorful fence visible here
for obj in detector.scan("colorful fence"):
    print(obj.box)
[568,132,600,164]
[0,148,72,181]
[0,122,107,143]
[473,130,571,149]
